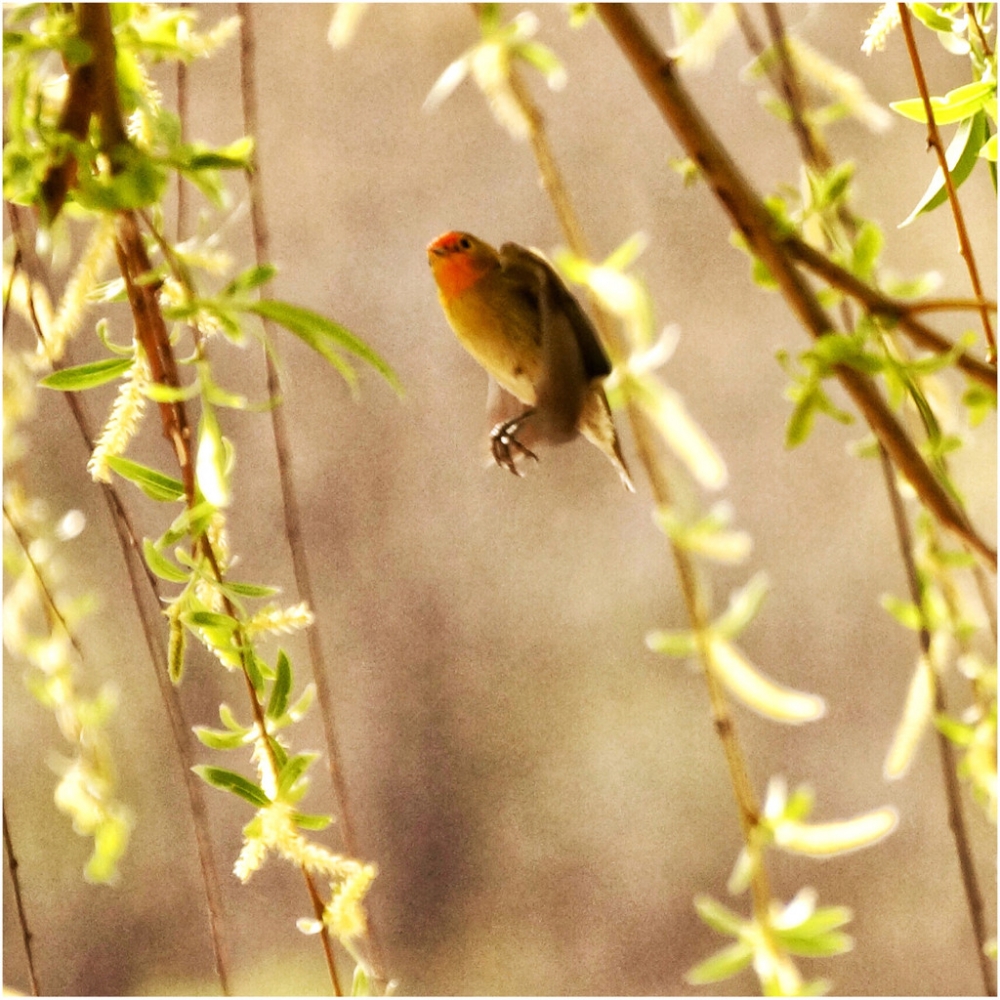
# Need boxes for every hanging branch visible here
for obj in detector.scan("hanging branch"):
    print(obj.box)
[6,200,234,995]
[897,3,996,361]
[492,11,777,937]
[235,7,387,988]
[4,803,40,996]
[596,3,996,572]
[877,444,996,998]
[785,235,996,390]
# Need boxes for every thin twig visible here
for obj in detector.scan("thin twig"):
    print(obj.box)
[596,4,996,571]
[897,3,996,361]
[877,446,996,998]
[4,803,41,996]
[905,297,998,316]
[235,5,387,988]
[3,502,89,664]
[785,234,996,390]
[965,3,994,60]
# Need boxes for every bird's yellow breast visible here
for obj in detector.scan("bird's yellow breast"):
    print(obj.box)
[439,274,541,405]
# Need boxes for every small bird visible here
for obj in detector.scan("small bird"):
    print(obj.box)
[427,231,635,492]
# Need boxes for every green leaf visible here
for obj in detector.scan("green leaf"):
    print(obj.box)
[277,752,318,797]
[891,81,994,124]
[222,263,277,298]
[777,927,853,958]
[693,895,746,937]
[714,572,770,639]
[40,356,134,391]
[106,456,186,502]
[294,811,333,831]
[900,111,988,226]
[183,136,255,171]
[142,538,189,583]
[685,942,754,985]
[193,725,248,750]
[880,594,924,630]
[221,580,279,599]
[245,650,265,695]
[266,649,292,720]
[184,610,237,630]
[646,628,698,657]
[909,2,957,33]
[192,766,270,807]
[196,404,230,508]
[243,299,401,394]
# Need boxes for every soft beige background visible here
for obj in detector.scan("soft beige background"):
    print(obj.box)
[4,3,996,995]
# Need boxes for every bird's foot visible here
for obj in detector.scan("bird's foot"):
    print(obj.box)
[490,415,538,476]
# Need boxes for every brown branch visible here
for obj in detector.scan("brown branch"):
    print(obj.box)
[6,202,233,994]
[236,6,387,989]
[898,3,996,361]
[785,234,997,391]
[965,3,994,61]
[877,446,996,998]
[596,3,995,571]
[4,803,41,996]
[762,4,833,172]
[905,297,999,316]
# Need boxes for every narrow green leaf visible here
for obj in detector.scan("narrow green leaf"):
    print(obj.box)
[192,765,270,807]
[244,299,401,394]
[196,404,230,508]
[193,725,248,750]
[685,942,754,985]
[40,356,134,391]
[708,635,826,724]
[266,649,292,720]
[900,111,988,226]
[294,811,333,831]
[693,895,746,937]
[222,263,277,298]
[277,752,318,797]
[222,580,279,599]
[713,572,770,639]
[884,654,935,779]
[774,807,898,856]
[646,628,698,657]
[142,538,189,583]
[777,927,854,958]
[891,81,994,124]
[909,2,956,33]
[880,594,923,630]
[184,610,237,630]
[106,455,185,502]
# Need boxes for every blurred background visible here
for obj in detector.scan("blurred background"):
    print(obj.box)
[3,3,996,995]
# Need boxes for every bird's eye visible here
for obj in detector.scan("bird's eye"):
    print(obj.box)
[458,236,472,251]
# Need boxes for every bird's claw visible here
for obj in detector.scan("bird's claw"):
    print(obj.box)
[490,417,538,476]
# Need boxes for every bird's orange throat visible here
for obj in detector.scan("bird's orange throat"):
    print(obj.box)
[432,253,490,300]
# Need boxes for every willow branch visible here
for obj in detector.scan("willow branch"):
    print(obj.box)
[495,8,773,929]
[236,6,386,987]
[877,446,995,998]
[897,3,995,360]
[7,207,233,994]
[596,3,995,571]
[785,234,997,391]
[4,803,40,996]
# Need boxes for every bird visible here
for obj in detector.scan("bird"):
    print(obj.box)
[427,231,634,492]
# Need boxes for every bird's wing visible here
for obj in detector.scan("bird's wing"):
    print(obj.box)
[498,242,594,443]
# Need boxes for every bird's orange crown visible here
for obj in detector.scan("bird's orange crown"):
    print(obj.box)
[427,231,496,299]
